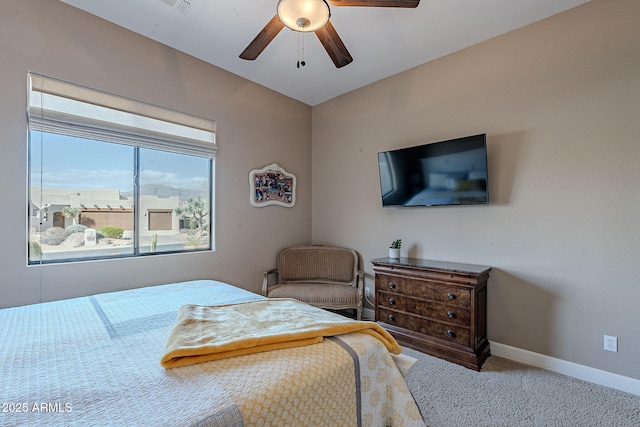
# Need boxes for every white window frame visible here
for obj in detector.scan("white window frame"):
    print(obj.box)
[27,72,217,264]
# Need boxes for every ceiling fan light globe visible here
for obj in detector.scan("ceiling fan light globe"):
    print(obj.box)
[296,17,311,28]
[277,0,330,32]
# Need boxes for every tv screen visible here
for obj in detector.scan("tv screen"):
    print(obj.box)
[377,134,489,207]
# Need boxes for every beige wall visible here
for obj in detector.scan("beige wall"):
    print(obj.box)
[0,0,312,307]
[311,0,640,380]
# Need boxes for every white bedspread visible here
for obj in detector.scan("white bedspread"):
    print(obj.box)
[0,280,424,427]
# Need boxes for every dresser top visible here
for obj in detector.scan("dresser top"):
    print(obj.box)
[371,257,491,275]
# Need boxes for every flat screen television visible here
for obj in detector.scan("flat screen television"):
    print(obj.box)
[377,134,489,207]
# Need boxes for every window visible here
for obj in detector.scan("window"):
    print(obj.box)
[378,152,395,197]
[27,73,216,264]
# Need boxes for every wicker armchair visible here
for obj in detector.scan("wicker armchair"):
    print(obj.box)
[262,245,364,320]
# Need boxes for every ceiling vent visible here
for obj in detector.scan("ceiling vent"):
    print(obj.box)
[161,0,197,15]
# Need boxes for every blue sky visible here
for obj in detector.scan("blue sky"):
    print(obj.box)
[30,132,209,192]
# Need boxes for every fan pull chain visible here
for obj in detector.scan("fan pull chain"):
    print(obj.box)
[296,30,306,69]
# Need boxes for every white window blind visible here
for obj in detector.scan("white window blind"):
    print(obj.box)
[27,72,217,158]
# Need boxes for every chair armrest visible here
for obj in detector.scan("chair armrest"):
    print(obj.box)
[262,268,278,296]
[356,270,365,299]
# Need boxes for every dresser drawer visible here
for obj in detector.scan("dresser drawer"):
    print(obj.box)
[374,265,476,284]
[376,274,471,307]
[377,291,470,326]
[378,308,470,347]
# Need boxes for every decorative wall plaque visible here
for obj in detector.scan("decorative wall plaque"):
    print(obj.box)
[249,163,296,208]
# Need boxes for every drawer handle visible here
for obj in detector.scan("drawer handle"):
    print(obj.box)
[447,311,455,318]
[449,274,454,278]
[388,282,396,289]
[388,298,396,305]
[447,292,456,300]
[446,330,456,338]
[388,314,395,322]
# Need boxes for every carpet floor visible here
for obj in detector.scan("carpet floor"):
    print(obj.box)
[402,348,640,427]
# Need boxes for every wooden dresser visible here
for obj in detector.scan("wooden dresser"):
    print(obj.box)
[372,257,491,371]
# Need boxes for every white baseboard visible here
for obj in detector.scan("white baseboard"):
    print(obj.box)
[491,342,640,396]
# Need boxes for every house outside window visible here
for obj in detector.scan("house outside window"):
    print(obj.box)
[27,73,216,264]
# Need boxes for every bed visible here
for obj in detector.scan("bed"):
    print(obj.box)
[405,188,488,206]
[403,169,488,206]
[0,279,424,426]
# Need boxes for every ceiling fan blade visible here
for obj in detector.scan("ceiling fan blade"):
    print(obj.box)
[239,15,285,61]
[328,0,419,7]
[315,21,353,68]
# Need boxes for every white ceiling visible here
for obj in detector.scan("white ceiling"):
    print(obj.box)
[59,0,590,106]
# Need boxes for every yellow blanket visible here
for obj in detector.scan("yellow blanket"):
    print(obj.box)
[161,298,401,368]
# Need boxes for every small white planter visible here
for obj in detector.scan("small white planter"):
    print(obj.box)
[388,248,400,259]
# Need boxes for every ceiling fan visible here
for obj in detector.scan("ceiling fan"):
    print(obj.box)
[240,0,420,68]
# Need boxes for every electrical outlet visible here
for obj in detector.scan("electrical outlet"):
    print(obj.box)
[365,287,371,297]
[604,335,618,352]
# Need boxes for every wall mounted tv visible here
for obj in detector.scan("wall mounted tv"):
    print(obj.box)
[377,134,489,207]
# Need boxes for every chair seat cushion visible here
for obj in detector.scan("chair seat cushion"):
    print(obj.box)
[267,283,359,306]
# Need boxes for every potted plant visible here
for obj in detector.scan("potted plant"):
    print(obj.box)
[389,239,402,259]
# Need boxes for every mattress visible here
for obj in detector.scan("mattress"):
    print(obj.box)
[0,279,424,426]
